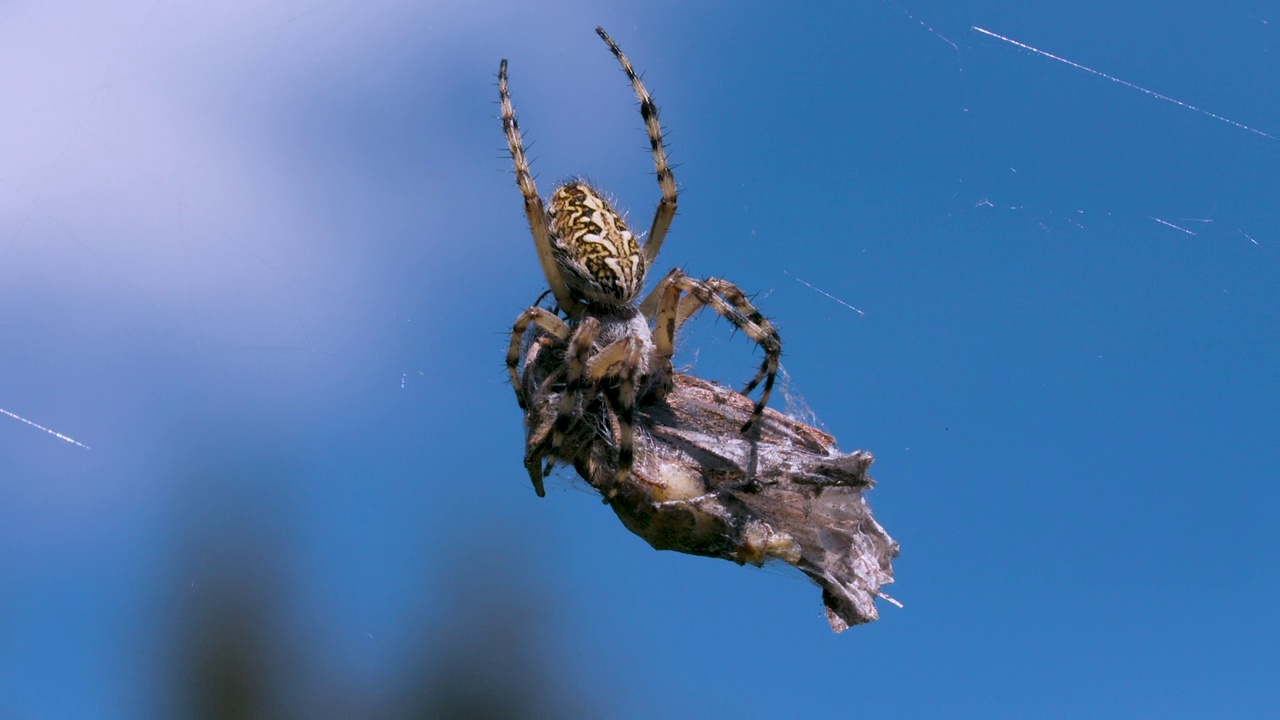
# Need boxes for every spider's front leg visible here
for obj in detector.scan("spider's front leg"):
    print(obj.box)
[582,335,646,502]
[553,317,600,450]
[507,307,572,410]
[518,316,603,498]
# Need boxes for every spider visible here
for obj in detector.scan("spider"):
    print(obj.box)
[500,27,781,499]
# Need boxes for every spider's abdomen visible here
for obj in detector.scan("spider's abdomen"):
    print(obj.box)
[548,182,646,305]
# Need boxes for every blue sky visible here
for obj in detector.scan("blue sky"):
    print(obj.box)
[2,1,1277,717]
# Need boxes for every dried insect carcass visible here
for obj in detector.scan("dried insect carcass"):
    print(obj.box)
[519,335,900,632]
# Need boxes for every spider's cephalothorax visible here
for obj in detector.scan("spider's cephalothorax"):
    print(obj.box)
[501,27,782,499]
[547,181,646,305]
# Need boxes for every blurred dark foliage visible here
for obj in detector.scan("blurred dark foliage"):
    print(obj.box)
[177,557,285,720]
[397,550,589,720]
[162,449,586,719]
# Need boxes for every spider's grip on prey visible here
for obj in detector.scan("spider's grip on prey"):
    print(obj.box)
[496,26,898,635]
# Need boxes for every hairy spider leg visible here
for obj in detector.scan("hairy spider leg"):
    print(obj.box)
[703,278,781,423]
[649,271,782,431]
[499,60,582,317]
[554,317,601,449]
[525,322,650,502]
[595,27,677,266]
[583,336,646,501]
[649,277,682,376]
[507,307,572,411]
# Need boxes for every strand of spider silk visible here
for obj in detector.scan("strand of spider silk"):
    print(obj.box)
[0,407,91,449]
[973,26,1275,141]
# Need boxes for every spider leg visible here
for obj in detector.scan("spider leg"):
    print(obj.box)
[524,421,554,498]
[704,278,780,404]
[507,307,572,410]
[659,272,782,432]
[517,317,602,499]
[583,336,645,502]
[553,317,600,450]
[499,59,582,317]
[648,276,683,403]
[638,267,681,320]
[595,27,677,266]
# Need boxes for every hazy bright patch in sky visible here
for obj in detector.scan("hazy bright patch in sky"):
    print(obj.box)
[2,1,1277,717]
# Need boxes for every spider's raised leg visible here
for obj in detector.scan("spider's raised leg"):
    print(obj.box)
[652,271,782,432]
[499,59,581,317]
[596,27,677,266]
[507,307,572,410]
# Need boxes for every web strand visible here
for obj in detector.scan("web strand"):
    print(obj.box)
[1151,217,1197,236]
[973,26,1275,141]
[785,271,865,316]
[1,407,91,449]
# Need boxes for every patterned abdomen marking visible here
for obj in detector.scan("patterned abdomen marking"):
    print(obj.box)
[549,182,646,304]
